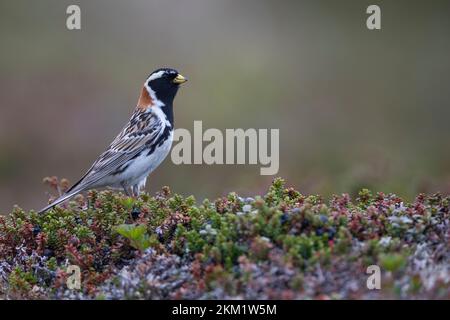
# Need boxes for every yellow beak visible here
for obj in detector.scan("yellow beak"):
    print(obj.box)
[173,73,188,84]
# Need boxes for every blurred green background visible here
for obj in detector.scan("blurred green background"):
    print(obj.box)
[1,0,450,213]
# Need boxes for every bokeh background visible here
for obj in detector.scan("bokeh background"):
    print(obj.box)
[1,0,450,213]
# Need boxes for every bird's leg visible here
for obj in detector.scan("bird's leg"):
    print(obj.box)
[129,185,142,221]
[121,182,131,197]
[132,185,139,199]
[121,183,141,221]
[87,194,93,210]
[81,191,89,210]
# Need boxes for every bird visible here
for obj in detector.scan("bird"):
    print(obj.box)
[38,68,187,214]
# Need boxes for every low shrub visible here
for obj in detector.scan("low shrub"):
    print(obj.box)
[0,178,448,299]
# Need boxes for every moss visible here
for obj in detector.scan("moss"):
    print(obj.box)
[0,177,448,299]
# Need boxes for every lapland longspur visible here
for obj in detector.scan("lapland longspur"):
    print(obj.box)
[38,68,187,214]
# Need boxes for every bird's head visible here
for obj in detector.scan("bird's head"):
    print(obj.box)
[137,68,187,110]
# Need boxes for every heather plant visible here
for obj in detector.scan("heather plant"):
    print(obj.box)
[0,177,448,299]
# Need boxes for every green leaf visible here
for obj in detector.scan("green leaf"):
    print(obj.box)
[114,223,151,252]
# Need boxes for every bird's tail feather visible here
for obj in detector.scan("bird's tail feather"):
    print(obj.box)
[37,189,82,214]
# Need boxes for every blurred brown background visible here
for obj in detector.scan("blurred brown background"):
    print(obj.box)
[1,0,450,213]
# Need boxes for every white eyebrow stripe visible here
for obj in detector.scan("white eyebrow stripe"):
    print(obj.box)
[147,70,166,82]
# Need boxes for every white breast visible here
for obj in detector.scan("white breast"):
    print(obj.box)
[99,106,174,189]
[126,130,174,186]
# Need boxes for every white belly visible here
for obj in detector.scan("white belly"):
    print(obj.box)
[101,131,173,188]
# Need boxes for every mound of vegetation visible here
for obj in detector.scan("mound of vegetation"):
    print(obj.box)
[0,178,448,299]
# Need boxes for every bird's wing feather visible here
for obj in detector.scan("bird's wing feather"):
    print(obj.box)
[67,110,164,191]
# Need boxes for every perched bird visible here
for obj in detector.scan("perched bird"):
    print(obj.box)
[38,68,187,214]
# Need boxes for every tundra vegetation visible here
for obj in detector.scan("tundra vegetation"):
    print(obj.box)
[0,177,448,299]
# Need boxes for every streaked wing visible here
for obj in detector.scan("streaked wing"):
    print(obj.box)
[68,110,164,191]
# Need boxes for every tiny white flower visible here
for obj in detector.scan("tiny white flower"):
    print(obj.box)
[399,216,413,224]
[379,236,392,247]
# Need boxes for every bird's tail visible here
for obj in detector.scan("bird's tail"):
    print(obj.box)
[37,188,82,214]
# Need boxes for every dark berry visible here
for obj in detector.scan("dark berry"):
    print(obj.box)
[93,261,103,272]
[33,225,41,236]
[327,227,336,239]
[131,207,141,219]
[301,219,310,229]
[43,249,54,257]
[280,213,289,224]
